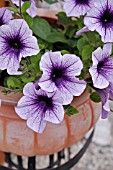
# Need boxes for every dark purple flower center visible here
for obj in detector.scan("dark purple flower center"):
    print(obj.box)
[38,95,53,111]
[101,10,113,26]
[51,68,63,85]
[76,0,89,5]
[97,61,105,72]
[0,19,3,26]
[22,0,31,2]
[8,37,23,50]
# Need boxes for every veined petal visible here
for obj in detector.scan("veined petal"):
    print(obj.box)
[27,112,46,134]
[58,84,73,105]
[92,47,103,65]
[76,26,89,36]
[38,74,57,92]
[23,82,38,98]
[40,51,62,71]
[62,77,86,96]
[89,67,109,89]
[62,54,83,76]
[44,105,64,124]
[21,36,39,57]
[0,7,12,25]
[27,2,37,17]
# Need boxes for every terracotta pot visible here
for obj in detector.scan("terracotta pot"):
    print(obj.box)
[0,0,9,7]
[0,86,101,156]
[0,8,101,157]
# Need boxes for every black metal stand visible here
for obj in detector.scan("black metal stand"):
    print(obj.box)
[0,128,95,170]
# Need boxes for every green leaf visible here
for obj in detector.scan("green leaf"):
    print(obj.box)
[7,7,18,13]
[85,31,97,44]
[66,26,76,38]
[47,32,67,43]
[21,2,31,13]
[30,52,42,64]
[32,18,51,40]
[56,12,76,26]
[82,45,94,61]
[7,77,22,88]
[61,50,70,55]
[77,37,88,52]
[24,14,33,28]
[44,0,58,4]
[90,92,101,103]
[66,105,78,116]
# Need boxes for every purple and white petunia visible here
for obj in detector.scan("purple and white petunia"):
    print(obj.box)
[0,19,39,75]
[89,43,113,89]
[38,51,86,105]
[96,87,110,119]
[12,0,37,17]
[64,0,94,17]
[96,82,113,119]
[0,7,12,26]
[84,0,113,42]
[15,82,64,133]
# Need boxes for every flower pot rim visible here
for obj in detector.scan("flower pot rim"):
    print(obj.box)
[0,85,89,108]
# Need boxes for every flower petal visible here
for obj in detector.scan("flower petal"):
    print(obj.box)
[76,26,89,36]
[40,51,62,72]
[0,7,12,25]
[62,54,83,76]
[27,112,46,134]
[27,2,37,18]
[44,105,64,124]
[58,84,73,105]
[89,67,109,89]
[15,96,39,119]
[23,82,38,98]
[63,77,86,96]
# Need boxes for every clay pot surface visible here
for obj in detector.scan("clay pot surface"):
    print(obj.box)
[0,86,101,156]
[0,0,8,7]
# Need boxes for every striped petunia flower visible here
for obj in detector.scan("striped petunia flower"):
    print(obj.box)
[38,51,86,105]
[64,0,94,17]
[0,7,12,26]
[15,83,64,133]
[0,19,39,75]
[84,0,113,42]
[12,0,37,17]
[89,43,113,89]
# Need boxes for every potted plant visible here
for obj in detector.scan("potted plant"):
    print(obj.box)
[0,0,112,157]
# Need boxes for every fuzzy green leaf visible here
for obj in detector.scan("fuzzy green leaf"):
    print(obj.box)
[82,45,94,61]
[7,77,22,88]
[32,18,51,40]
[47,32,67,43]
[90,92,101,103]
[21,2,31,13]
[66,105,78,116]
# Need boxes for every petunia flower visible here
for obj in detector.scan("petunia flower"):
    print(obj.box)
[63,0,94,17]
[89,43,113,89]
[96,87,110,119]
[15,82,64,133]
[0,19,39,75]
[38,52,86,105]
[84,0,113,43]
[76,26,89,36]
[0,7,12,26]
[95,82,113,119]
[12,0,37,17]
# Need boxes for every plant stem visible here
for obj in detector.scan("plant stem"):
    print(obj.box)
[19,0,22,14]
[7,0,19,12]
